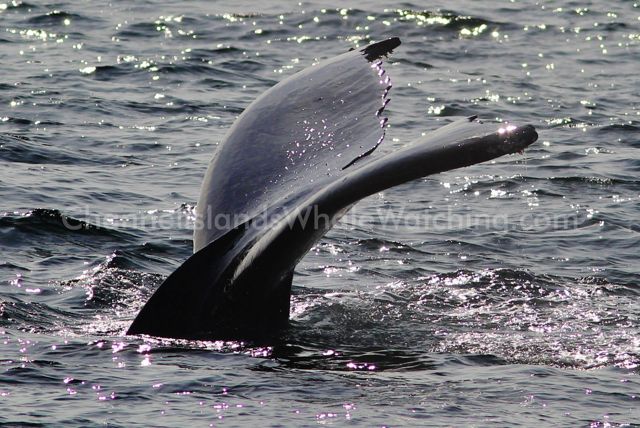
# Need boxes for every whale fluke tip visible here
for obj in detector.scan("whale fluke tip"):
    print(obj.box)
[361,37,401,61]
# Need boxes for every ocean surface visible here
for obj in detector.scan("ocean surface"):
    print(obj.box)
[1,0,639,426]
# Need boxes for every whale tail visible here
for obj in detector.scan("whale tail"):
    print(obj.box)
[127,117,537,339]
[127,38,538,340]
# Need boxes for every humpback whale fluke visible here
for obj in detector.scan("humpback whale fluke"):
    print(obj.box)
[127,38,538,339]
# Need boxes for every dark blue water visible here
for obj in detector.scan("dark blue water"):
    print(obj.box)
[1,0,639,426]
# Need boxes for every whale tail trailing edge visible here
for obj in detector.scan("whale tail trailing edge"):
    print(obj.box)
[127,38,538,340]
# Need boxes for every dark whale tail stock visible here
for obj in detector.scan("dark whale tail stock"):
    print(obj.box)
[127,37,538,339]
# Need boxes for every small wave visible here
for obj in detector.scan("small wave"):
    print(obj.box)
[215,12,263,21]
[395,57,434,69]
[0,209,132,240]
[545,175,638,186]
[426,104,469,117]
[598,123,639,133]
[598,22,629,31]
[0,117,32,125]
[155,62,217,77]
[0,296,78,333]
[355,237,414,252]
[216,58,266,73]
[116,16,200,40]
[184,46,243,60]
[64,264,161,311]
[544,117,589,128]
[1,1,37,12]
[0,134,100,165]
[116,22,162,39]
[199,77,236,89]
[0,261,29,273]
[81,64,138,81]
[394,8,513,34]
[26,10,95,26]
[3,262,163,337]
[202,64,277,87]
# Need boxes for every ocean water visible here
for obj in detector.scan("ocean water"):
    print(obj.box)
[1,0,639,426]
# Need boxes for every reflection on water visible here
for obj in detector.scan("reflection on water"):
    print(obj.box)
[1,0,639,426]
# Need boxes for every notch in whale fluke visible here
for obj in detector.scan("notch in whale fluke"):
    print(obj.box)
[127,37,538,340]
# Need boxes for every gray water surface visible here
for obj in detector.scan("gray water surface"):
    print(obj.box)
[1,0,639,426]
